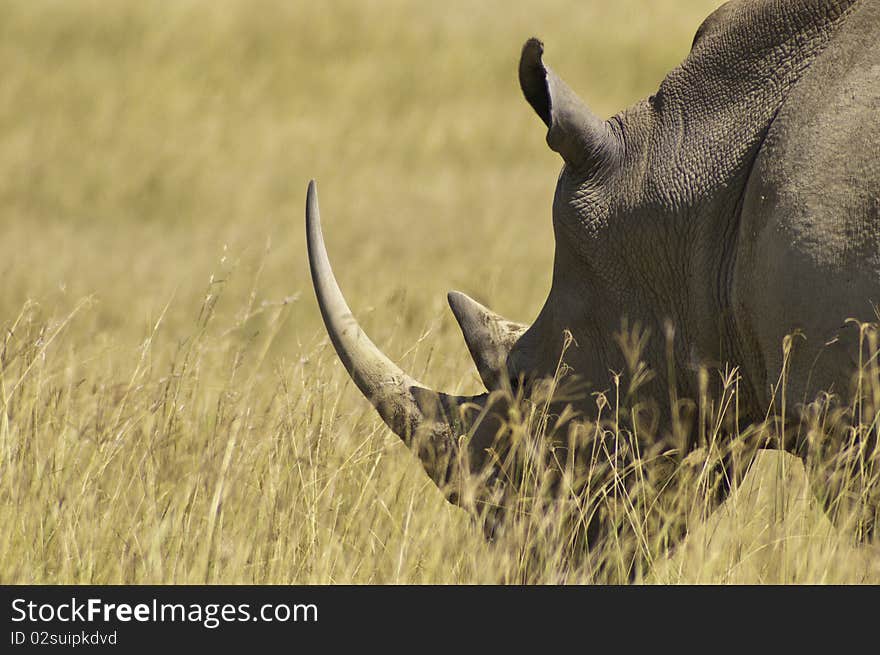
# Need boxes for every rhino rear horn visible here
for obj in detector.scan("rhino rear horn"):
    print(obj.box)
[448,291,528,390]
[519,38,618,171]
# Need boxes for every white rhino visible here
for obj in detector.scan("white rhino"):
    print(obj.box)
[307,0,879,549]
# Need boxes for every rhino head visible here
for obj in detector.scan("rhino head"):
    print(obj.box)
[307,0,869,521]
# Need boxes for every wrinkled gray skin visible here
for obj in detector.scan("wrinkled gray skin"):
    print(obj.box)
[307,0,878,527]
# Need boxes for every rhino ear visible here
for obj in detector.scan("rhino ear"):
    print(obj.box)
[448,291,528,391]
[519,38,618,171]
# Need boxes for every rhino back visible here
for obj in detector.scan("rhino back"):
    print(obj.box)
[733,0,880,409]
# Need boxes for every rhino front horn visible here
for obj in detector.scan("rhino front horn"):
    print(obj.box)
[306,180,495,491]
[519,38,619,172]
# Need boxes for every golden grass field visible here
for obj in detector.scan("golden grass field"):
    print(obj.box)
[1,0,878,583]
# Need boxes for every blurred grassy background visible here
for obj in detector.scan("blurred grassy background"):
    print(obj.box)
[0,0,718,367]
[3,0,874,583]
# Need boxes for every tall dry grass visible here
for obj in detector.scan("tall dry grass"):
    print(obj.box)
[1,0,877,583]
